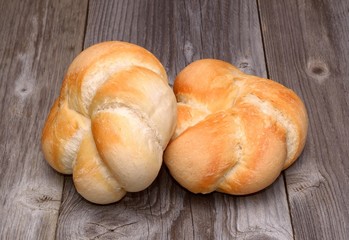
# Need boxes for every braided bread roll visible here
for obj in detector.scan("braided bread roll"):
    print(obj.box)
[41,41,177,204]
[164,59,308,195]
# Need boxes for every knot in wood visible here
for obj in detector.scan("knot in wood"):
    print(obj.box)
[306,59,329,83]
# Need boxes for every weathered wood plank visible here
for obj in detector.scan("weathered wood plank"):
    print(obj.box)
[0,0,88,238]
[57,0,293,239]
[259,0,349,239]
[197,1,292,239]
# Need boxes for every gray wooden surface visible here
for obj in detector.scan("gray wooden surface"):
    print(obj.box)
[0,0,87,239]
[259,0,349,239]
[0,0,348,239]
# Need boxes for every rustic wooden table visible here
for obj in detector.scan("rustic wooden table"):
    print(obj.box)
[1,0,348,239]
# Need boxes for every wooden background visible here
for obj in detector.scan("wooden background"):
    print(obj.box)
[1,0,348,239]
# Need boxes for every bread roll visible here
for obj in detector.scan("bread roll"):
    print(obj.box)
[164,59,308,195]
[41,41,177,204]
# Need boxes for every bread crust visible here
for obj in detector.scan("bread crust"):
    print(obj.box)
[165,59,308,195]
[41,41,177,204]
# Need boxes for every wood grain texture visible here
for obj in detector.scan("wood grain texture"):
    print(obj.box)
[56,1,293,239]
[0,0,88,238]
[258,0,349,239]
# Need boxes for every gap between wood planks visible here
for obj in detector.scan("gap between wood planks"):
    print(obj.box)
[54,1,90,239]
[256,0,296,238]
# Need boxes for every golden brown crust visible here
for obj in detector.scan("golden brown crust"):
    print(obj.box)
[41,41,176,204]
[41,99,90,174]
[73,130,126,204]
[165,59,308,195]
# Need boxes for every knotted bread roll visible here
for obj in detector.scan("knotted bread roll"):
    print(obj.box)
[42,41,177,204]
[164,59,308,195]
